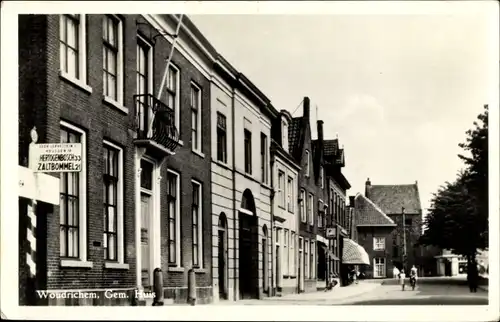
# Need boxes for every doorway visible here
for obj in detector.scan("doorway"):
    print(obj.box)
[139,158,155,290]
[218,213,228,300]
[238,189,258,299]
[262,226,269,295]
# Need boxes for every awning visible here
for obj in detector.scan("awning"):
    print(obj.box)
[342,238,370,265]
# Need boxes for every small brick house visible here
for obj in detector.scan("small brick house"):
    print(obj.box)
[18,14,213,305]
[352,193,397,278]
[365,179,423,274]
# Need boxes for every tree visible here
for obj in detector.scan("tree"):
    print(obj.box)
[419,105,489,267]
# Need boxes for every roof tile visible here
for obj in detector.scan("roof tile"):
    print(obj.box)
[366,184,422,214]
[354,194,396,226]
[288,117,302,158]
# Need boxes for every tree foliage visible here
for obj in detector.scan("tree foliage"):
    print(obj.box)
[419,105,489,258]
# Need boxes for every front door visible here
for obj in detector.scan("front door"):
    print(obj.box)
[140,193,152,289]
[262,237,268,294]
[239,212,258,299]
[218,230,226,300]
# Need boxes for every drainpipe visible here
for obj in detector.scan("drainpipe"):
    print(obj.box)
[269,155,275,297]
[231,74,240,301]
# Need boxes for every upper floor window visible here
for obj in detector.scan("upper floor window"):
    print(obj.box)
[287,176,294,213]
[244,129,252,175]
[190,83,202,153]
[216,112,227,163]
[373,237,385,251]
[405,218,412,227]
[167,65,180,131]
[59,15,89,88]
[300,189,306,222]
[308,193,314,225]
[282,119,289,152]
[102,15,123,105]
[320,166,324,189]
[278,171,285,208]
[318,201,324,228]
[261,133,268,184]
[305,150,310,177]
[136,38,152,133]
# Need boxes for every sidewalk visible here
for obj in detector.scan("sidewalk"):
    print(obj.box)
[213,280,382,305]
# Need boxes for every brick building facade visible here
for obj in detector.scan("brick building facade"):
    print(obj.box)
[18,14,213,305]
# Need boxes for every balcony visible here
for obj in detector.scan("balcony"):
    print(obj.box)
[133,94,180,157]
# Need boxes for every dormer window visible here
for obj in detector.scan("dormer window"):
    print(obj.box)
[282,118,289,152]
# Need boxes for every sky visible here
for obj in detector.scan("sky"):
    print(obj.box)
[190,4,497,216]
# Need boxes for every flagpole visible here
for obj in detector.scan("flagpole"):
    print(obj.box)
[147,14,184,136]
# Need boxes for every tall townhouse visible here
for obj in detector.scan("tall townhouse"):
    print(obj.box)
[269,109,301,296]
[311,120,330,288]
[18,14,213,305]
[210,56,276,301]
[323,137,354,286]
[286,97,318,293]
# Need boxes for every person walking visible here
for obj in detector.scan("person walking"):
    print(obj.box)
[399,269,406,291]
[410,265,418,290]
[393,266,400,279]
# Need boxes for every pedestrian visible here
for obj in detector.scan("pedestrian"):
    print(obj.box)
[399,269,406,291]
[393,266,400,279]
[355,269,360,284]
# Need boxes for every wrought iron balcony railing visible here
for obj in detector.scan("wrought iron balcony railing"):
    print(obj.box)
[134,94,180,152]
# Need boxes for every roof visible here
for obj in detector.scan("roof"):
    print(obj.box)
[354,193,396,226]
[366,184,422,214]
[287,117,302,159]
[324,139,339,157]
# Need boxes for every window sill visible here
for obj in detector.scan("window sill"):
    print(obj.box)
[178,140,184,147]
[213,159,231,170]
[103,96,128,114]
[60,259,93,268]
[194,268,207,274]
[59,71,92,94]
[192,149,205,159]
[104,262,130,270]
[168,266,185,273]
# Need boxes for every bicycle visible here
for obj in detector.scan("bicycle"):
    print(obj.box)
[410,276,416,291]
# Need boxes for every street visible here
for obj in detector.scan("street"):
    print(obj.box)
[216,277,488,306]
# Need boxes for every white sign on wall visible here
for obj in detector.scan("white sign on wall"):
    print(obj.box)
[31,143,82,173]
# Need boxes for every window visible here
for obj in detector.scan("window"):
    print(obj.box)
[216,112,227,163]
[405,218,412,226]
[103,15,123,104]
[290,232,296,275]
[167,171,180,266]
[59,123,87,263]
[287,176,293,212]
[300,189,306,222]
[318,201,323,228]
[373,237,385,251]
[308,193,314,225]
[192,181,203,267]
[374,258,386,278]
[244,129,252,175]
[393,245,399,257]
[59,14,88,85]
[305,150,310,177]
[310,242,315,278]
[278,171,285,208]
[261,133,268,183]
[284,229,289,276]
[166,65,180,130]
[320,166,324,188]
[136,37,152,133]
[282,120,289,152]
[103,143,124,262]
[304,239,309,279]
[191,83,202,152]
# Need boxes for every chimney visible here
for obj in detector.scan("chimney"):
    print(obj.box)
[317,120,324,142]
[365,178,371,197]
[349,196,355,208]
[303,96,310,120]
